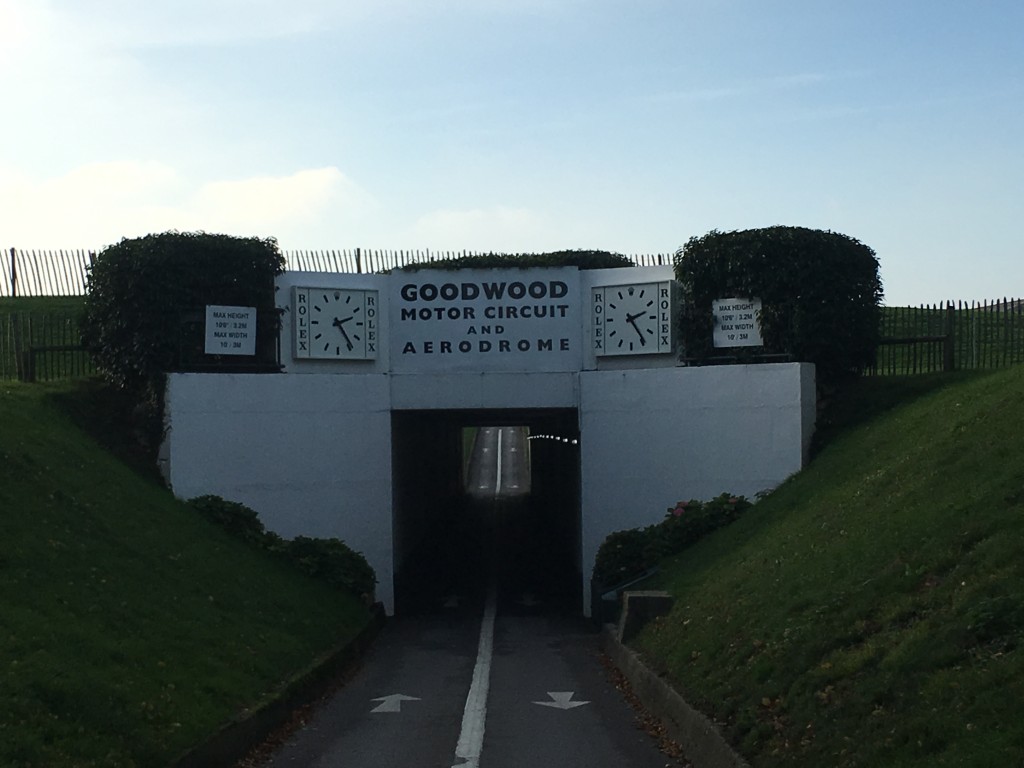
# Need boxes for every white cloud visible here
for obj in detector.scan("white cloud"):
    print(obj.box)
[0,0,40,61]
[0,161,181,247]
[192,168,374,230]
[0,163,376,248]
[49,0,340,47]
[0,2,205,174]
[649,71,863,105]
[412,206,554,252]
[18,0,582,51]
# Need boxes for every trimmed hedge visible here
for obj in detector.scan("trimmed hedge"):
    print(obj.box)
[397,249,635,272]
[80,231,284,451]
[675,227,883,381]
[81,231,284,392]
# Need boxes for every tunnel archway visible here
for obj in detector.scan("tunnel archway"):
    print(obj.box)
[391,408,580,615]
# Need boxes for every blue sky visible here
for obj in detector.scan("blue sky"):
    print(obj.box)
[1,0,1021,305]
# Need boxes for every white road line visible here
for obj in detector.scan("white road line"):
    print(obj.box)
[494,427,504,497]
[451,586,497,768]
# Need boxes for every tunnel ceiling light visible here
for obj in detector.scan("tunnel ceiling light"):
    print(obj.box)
[526,434,580,446]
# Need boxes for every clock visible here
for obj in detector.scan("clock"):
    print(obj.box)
[592,281,676,356]
[293,287,378,360]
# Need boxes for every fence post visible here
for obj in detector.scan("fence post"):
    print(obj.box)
[943,301,955,372]
[21,347,36,383]
[355,247,362,274]
[12,312,25,380]
[9,248,16,298]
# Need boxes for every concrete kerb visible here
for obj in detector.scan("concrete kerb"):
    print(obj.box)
[601,592,750,768]
[172,603,387,768]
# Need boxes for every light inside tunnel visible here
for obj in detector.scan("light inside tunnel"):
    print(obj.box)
[462,425,533,498]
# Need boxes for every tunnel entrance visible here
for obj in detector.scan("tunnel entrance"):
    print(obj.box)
[391,408,581,615]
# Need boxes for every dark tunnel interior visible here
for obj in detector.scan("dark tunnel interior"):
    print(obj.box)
[391,408,581,615]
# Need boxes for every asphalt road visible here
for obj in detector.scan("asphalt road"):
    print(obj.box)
[254,426,680,767]
[258,606,679,768]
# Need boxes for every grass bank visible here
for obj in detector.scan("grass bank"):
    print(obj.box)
[634,367,1024,766]
[0,380,372,767]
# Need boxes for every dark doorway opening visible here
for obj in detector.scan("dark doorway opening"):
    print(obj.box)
[391,409,580,615]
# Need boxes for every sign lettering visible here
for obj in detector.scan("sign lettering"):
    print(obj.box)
[205,305,257,356]
[390,268,582,373]
[712,298,763,348]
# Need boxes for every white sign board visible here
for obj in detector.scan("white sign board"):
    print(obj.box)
[389,268,582,373]
[205,305,257,356]
[712,298,762,348]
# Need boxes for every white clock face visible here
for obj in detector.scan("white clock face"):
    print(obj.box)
[592,282,675,356]
[293,287,378,360]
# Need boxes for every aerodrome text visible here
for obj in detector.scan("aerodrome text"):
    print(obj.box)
[398,278,572,355]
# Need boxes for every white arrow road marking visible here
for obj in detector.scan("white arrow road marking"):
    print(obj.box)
[370,694,421,713]
[533,692,590,710]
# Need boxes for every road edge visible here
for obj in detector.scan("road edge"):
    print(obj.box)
[600,624,751,768]
[172,603,387,768]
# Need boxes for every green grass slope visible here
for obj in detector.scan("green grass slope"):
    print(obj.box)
[636,367,1024,767]
[0,381,372,767]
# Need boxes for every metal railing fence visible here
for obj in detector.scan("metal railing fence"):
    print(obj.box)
[2,247,673,297]
[2,245,1021,380]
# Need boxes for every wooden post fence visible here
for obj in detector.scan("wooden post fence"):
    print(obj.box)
[943,302,955,372]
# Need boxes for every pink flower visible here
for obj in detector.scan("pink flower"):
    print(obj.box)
[672,507,684,517]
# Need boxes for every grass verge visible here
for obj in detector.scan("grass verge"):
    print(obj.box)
[0,379,372,767]
[634,366,1024,767]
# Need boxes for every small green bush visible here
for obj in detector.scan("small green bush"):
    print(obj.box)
[188,494,270,546]
[593,493,752,588]
[187,495,376,600]
[593,528,652,588]
[284,536,378,600]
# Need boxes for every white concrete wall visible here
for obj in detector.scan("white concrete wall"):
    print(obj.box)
[164,373,395,610]
[390,371,578,410]
[578,363,815,609]
[163,362,815,617]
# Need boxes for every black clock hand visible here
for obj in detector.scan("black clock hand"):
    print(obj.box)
[625,313,647,345]
[332,317,354,350]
